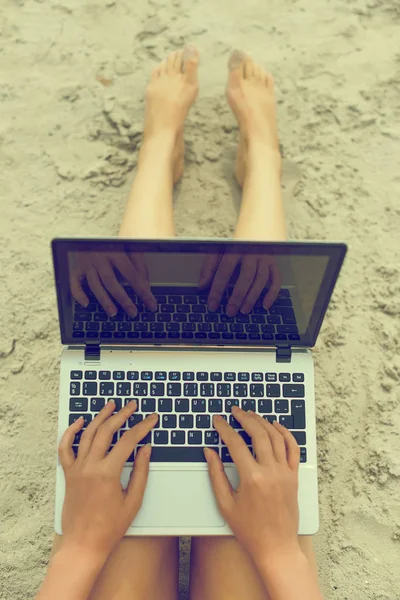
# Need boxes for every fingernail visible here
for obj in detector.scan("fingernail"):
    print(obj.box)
[208,300,218,312]
[214,414,223,422]
[127,306,137,318]
[129,400,137,407]
[149,300,157,312]
[240,303,251,314]
[151,412,159,419]
[226,304,237,317]
[108,399,115,405]
[109,307,117,317]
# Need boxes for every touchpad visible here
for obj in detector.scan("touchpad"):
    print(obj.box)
[122,468,226,528]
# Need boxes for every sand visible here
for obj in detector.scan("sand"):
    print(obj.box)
[1,0,400,598]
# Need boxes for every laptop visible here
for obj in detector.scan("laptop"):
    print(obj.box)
[52,237,347,536]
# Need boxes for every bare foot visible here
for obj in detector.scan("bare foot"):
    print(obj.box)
[143,46,199,183]
[226,50,282,187]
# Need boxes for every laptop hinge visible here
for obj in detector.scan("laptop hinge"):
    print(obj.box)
[85,343,100,361]
[276,345,292,363]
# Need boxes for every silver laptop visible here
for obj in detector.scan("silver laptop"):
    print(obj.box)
[52,237,347,536]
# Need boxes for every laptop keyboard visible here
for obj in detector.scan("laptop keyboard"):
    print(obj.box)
[72,287,300,343]
[69,370,307,464]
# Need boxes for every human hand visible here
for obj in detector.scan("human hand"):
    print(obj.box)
[204,407,300,567]
[198,253,282,317]
[69,251,157,317]
[58,400,159,561]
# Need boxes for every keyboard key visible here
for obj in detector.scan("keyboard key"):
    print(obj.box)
[225,399,239,412]
[83,382,97,396]
[70,371,82,379]
[161,305,174,313]
[150,446,207,461]
[293,373,305,382]
[211,372,222,381]
[100,382,114,396]
[171,430,186,444]
[196,415,210,428]
[200,383,214,396]
[133,383,148,396]
[233,383,247,397]
[292,400,306,429]
[205,313,218,323]
[198,323,212,332]
[283,384,305,398]
[141,371,153,380]
[189,397,206,414]
[167,383,181,396]
[168,295,181,304]
[246,324,260,333]
[300,449,307,463]
[83,370,96,380]
[175,398,189,412]
[183,323,195,332]
[169,371,181,381]
[192,305,206,314]
[113,371,125,380]
[264,415,277,424]
[250,384,264,397]
[217,383,231,396]
[117,382,131,396]
[173,313,187,322]
[266,384,280,397]
[221,447,233,463]
[163,414,177,428]
[158,398,172,412]
[99,371,111,380]
[238,430,252,445]
[138,432,151,445]
[214,323,227,332]
[224,372,236,381]
[238,372,250,382]
[189,314,202,323]
[258,399,272,413]
[205,430,219,445]
[279,415,294,428]
[69,414,92,427]
[251,373,263,382]
[151,323,165,332]
[265,373,277,382]
[127,371,139,380]
[141,398,156,412]
[70,382,80,396]
[155,371,167,380]
[182,332,193,339]
[208,332,220,340]
[157,314,171,322]
[150,383,165,396]
[70,398,88,411]
[229,415,241,429]
[177,305,190,313]
[183,372,195,381]
[128,413,143,427]
[242,399,256,412]
[292,431,306,445]
[251,315,265,324]
[73,430,83,445]
[154,430,169,444]
[184,383,198,396]
[196,372,208,381]
[208,399,223,412]
[180,414,194,428]
[275,399,289,413]
[184,295,198,304]
[91,397,105,412]
[279,373,291,382]
[267,315,281,324]
[107,398,122,411]
[222,332,234,340]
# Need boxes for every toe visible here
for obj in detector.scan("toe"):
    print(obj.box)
[228,49,246,76]
[159,59,167,76]
[183,44,199,85]
[174,49,184,73]
[151,65,159,80]
[167,51,177,75]
[244,58,256,80]
[265,72,275,89]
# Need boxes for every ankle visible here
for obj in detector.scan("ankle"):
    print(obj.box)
[245,138,282,175]
[139,131,176,166]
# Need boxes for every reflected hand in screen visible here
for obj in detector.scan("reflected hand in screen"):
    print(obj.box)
[198,253,282,317]
[69,252,157,317]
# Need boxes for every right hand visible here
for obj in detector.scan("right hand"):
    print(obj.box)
[204,407,300,566]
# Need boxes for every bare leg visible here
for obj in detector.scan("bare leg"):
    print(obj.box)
[189,52,320,600]
[47,47,201,600]
[118,45,199,238]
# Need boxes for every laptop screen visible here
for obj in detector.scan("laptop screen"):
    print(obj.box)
[51,238,347,349]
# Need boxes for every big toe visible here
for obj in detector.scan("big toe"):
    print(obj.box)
[183,44,200,84]
[228,49,246,87]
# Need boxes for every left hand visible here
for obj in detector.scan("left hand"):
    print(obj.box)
[198,253,282,316]
[58,400,158,560]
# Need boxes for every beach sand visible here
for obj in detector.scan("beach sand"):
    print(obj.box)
[1,0,400,598]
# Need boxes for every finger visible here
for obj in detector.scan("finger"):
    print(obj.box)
[203,446,235,518]
[89,400,139,461]
[112,253,157,312]
[273,421,301,471]
[240,258,271,314]
[96,258,138,317]
[125,443,152,515]
[228,407,274,465]
[207,254,241,312]
[58,416,85,472]
[77,400,117,459]
[212,410,256,473]
[262,261,282,309]
[108,412,159,470]
[70,273,90,308]
[129,253,150,281]
[226,256,257,316]
[198,254,221,289]
[86,268,117,317]
[248,411,287,465]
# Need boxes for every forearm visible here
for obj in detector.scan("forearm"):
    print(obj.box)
[35,545,107,600]
[255,549,324,600]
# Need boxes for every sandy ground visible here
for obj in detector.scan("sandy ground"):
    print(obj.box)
[1,0,400,598]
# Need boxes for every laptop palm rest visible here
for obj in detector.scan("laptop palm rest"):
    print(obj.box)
[124,468,229,528]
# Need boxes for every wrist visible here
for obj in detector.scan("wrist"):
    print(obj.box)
[253,543,305,577]
[54,541,109,570]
